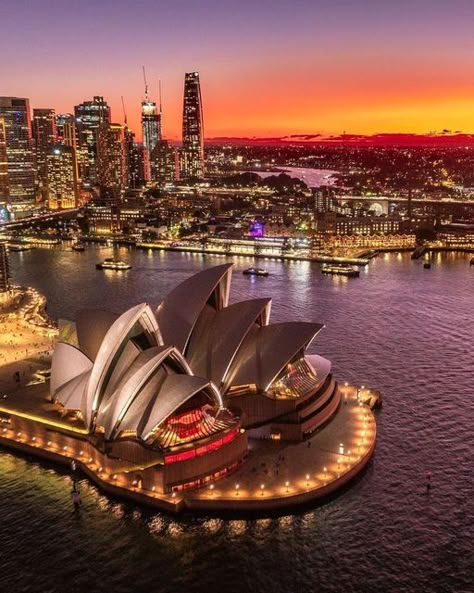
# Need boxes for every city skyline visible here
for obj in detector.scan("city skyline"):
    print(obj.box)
[3,0,474,139]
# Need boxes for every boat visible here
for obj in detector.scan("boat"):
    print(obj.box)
[8,244,31,252]
[470,258,474,266]
[72,242,85,252]
[243,267,269,277]
[96,258,131,270]
[423,262,431,269]
[320,263,360,277]
[411,246,426,260]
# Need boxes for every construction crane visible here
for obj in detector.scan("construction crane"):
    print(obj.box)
[142,66,149,99]
[121,95,127,126]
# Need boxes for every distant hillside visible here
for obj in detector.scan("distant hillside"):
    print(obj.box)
[205,132,474,147]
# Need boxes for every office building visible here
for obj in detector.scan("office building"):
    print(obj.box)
[32,108,56,197]
[96,122,128,198]
[153,139,179,184]
[46,144,79,209]
[74,97,111,184]
[0,118,9,202]
[0,97,36,208]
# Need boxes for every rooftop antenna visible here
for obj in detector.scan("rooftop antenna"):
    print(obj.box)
[121,95,127,127]
[159,79,162,114]
[142,66,149,100]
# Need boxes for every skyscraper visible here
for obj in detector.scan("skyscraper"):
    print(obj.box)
[56,113,86,184]
[74,97,111,185]
[96,122,128,199]
[0,97,36,209]
[32,108,57,198]
[0,118,9,203]
[124,128,147,190]
[46,144,79,209]
[181,72,204,178]
[141,98,161,181]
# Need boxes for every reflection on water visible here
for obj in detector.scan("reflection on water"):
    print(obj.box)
[1,247,472,593]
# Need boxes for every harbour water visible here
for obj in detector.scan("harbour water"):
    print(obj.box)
[1,247,473,593]
[250,166,338,187]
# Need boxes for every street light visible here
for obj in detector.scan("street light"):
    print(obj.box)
[285,481,289,493]
[260,484,265,496]
[235,484,240,496]
[306,474,310,487]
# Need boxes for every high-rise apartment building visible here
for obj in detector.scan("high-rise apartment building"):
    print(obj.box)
[96,122,128,198]
[32,108,57,198]
[124,128,147,189]
[181,72,204,178]
[130,142,149,189]
[0,97,36,208]
[153,139,179,184]
[0,118,9,203]
[74,97,111,184]
[46,144,79,209]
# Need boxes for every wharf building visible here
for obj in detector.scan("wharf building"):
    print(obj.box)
[0,97,36,210]
[181,72,204,178]
[87,205,144,234]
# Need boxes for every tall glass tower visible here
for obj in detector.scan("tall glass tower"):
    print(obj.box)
[0,118,9,204]
[181,72,204,178]
[74,96,111,185]
[32,108,57,198]
[0,97,36,208]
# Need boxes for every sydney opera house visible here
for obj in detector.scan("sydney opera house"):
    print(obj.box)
[0,264,377,511]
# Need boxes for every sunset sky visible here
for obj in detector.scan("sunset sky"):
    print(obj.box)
[2,0,474,140]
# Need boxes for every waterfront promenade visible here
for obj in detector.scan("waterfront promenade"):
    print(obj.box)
[0,287,55,391]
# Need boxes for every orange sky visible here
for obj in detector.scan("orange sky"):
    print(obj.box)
[3,0,474,140]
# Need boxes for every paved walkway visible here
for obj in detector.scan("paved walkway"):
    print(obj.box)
[0,287,55,392]
[184,384,376,508]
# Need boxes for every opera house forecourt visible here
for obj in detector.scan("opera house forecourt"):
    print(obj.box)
[0,264,378,513]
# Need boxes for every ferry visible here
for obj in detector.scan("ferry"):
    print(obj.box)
[72,242,85,252]
[96,258,131,271]
[243,267,269,277]
[470,258,474,266]
[8,244,31,252]
[320,263,360,277]
[423,262,431,269]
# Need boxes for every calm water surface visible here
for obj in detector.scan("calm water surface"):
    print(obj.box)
[1,247,473,593]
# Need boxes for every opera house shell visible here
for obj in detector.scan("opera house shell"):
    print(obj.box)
[49,264,342,494]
